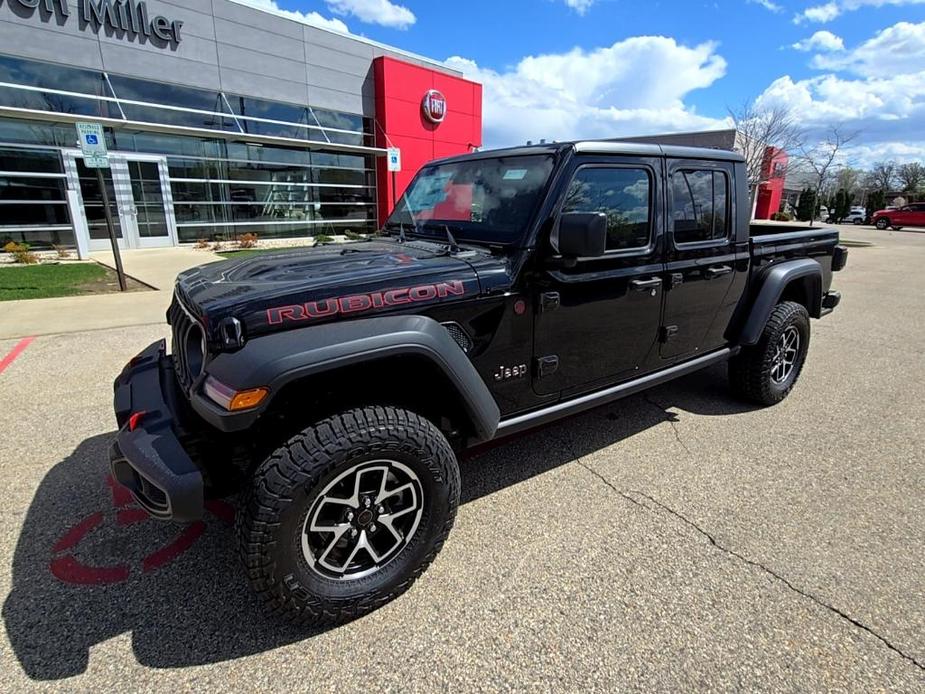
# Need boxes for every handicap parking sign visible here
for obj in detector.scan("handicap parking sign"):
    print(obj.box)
[387,147,401,172]
[76,122,109,168]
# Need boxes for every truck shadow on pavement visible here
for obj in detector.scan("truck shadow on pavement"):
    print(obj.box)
[3,366,751,680]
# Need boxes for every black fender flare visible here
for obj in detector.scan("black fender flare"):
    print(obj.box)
[191,315,501,441]
[738,259,822,346]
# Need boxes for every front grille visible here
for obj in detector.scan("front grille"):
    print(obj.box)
[168,294,204,392]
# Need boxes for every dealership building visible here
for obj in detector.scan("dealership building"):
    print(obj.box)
[0,0,482,253]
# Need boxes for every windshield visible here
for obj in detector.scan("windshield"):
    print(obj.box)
[385,154,555,244]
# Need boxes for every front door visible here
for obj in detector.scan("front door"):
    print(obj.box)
[660,159,743,359]
[532,157,665,397]
[64,151,177,250]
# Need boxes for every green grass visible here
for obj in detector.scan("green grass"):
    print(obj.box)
[0,263,107,301]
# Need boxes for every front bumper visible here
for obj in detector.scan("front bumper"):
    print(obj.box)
[110,340,204,522]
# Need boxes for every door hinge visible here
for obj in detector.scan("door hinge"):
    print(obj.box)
[539,291,560,313]
[669,272,684,288]
[659,325,679,343]
[535,355,560,378]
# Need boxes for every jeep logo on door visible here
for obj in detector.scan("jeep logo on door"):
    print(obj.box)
[422,89,447,124]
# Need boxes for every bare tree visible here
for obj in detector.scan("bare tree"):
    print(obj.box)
[797,126,859,226]
[836,166,862,195]
[868,161,897,191]
[897,162,925,193]
[728,100,803,217]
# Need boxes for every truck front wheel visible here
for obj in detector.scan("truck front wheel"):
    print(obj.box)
[236,406,460,625]
[729,301,810,406]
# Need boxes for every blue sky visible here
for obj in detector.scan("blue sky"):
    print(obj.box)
[241,0,925,165]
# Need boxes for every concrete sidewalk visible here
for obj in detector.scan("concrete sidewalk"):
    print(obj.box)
[0,247,220,339]
[90,246,219,290]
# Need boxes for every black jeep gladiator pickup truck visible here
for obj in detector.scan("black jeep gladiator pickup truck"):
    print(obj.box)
[111,141,847,623]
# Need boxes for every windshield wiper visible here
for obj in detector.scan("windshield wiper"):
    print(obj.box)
[418,222,464,253]
[383,221,410,242]
[442,224,460,253]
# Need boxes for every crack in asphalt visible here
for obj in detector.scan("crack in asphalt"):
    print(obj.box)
[561,437,925,674]
[641,393,692,455]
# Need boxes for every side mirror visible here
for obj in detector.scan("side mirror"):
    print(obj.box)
[552,212,607,258]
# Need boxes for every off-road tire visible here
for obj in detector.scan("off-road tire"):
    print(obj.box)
[236,406,460,625]
[875,218,890,230]
[729,301,810,406]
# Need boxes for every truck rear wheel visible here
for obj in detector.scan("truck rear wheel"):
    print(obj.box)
[236,406,459,625]
[729,301,810,406]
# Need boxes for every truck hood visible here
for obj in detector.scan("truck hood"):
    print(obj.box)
[175,238,507,344]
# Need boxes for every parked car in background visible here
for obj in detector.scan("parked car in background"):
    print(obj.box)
[845,207,866,225]
[873,203,925,230]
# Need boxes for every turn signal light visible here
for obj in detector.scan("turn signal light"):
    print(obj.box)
[229,388,269,411]
[204,376,269,411]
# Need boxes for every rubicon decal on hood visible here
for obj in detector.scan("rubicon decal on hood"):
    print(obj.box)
[266,280,467,325]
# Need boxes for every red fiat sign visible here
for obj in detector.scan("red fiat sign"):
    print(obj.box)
[422,89,447,124]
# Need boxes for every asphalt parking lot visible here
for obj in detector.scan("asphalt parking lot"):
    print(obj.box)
[0,226,923,691]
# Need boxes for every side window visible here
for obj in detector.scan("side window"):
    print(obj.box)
[562,167,651,250]
[671,169,729,244]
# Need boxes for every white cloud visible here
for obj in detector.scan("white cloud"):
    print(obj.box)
[811,21,925,76]
[795,0,925,24]
[757,24,925,165]
[231,0,349,32]
[446,37,730,149]
[563,0,596,13]
[796,2,840,22]
[792,30,845,51]
[326,0,416,29]
[749,0,784,12]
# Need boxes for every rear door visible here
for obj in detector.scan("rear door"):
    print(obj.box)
[660,159,744,360]
[532,155,665,396]
[909,203,925,227]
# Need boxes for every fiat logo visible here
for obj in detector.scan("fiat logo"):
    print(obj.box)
[422,89,447,124]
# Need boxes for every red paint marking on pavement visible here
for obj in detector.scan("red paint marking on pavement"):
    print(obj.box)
[0,336,35,376]
[52,512,104,553]
[50,555,130,585]
[116,508,150,526]
[142,521,205,573]
[107,475,134,508]
[205,499,236,525]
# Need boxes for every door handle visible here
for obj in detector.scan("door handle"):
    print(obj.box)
[706,265,732,279]
[630,277,662,292]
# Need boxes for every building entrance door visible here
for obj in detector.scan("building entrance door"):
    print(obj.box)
[64,151,177,250]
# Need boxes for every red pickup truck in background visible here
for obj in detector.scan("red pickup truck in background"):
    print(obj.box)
[873,203,925,230]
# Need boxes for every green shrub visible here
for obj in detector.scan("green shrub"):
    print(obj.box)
[314,234,334,244]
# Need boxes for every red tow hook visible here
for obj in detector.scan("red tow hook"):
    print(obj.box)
[128,411,147,432]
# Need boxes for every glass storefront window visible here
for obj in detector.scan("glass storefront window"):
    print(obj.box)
[0,202,69,225]
[0,54,379,149]
[107,74,228,114]
[0,42,385,250]
[0,55,113,97]
[119,104,238,132]
[0,176,66,201]
[0,147,63,173]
